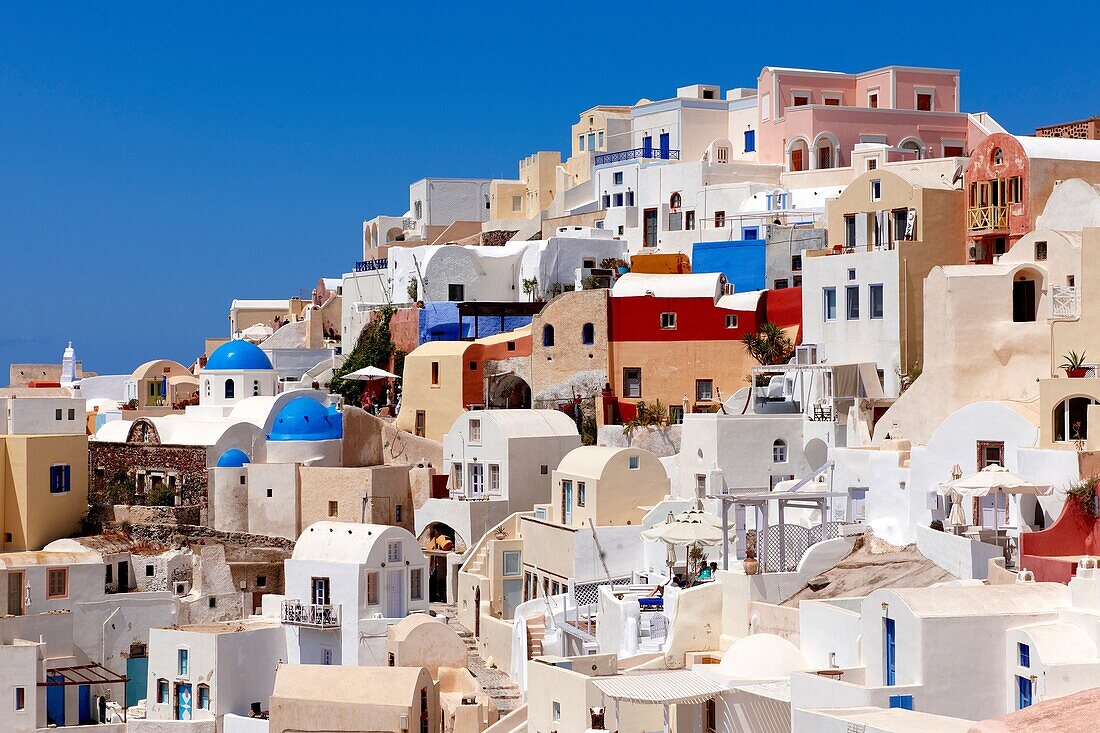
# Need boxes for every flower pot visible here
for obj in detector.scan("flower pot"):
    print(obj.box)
[495,532,507,541]
[742,557,760,575]
[1066,368,1089,378]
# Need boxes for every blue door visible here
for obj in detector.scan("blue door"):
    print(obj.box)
[642,136,653,158]
[126,655,149,708]
[47,675,65,726]
[177,682,193,720]
[884,617,896,686]
[1017,675,1033,709]
[79,684,91,724]
[889,694,913,710]
[742,227,759,241]
[659,132,670,159]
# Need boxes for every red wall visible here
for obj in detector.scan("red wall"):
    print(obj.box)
[763,286,804,344]
[608,296,759,343]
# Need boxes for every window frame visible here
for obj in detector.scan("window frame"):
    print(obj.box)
[823,287,837,321]
[47,567,68,599]
[660,312,677,330]
[695,379,714,402]
[623,367,642,398]
[410,567,423,600]
[773,439,788,463]
[178,648,189,677]
[869,284,885,320]
[846,285,860,320]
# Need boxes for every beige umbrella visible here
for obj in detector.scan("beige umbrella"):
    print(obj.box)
[674,508,724,528]
[939,464,1052,529]
[342,366,400,381]
[948,489,967,529]
[643,517,724,584]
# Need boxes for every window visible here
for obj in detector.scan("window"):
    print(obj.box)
[670,192,682,209]
[773,439,788,463]
[55,408,62,420]
[791,254,802,272]
[388,541,402,563]
[744,130,756,153]
[845,215,857,247]
[793,93,809,107]
[870,179,882,201]
[1008,176,1023,204]
[1054,397,1098,442]
[541,464,548,475]
[613,192,624,207]
[892,209,908,241]
[178,648,189,676]
[668,211,682,231]
[157,679,169,704]
[848,269,856,282]
[916,91,932,111]
[669,405,684,424]
[716,146,729,164]
[705,699,717,733]
[696,474,707,496]
[823,94,840,106]
[15,686,25,712]
[823,287,837,320]
[626,190,634,206]
[774,279,789,289]
[613,171,623,185]
[588,133,595,151]
[623,368,642,398]
[553,701,561,721]
[1035,241,1047,261]
[431,362,439,385]
[601,194,610,208]
[106,564,113,584]
[47,568,67,599]
[198,685,210,709]
[395,504,403,523]
[870,284,884,319]
[714,210,726,228]
[367,572,379,604]
[1018,642,1031,668]
[489,464,500,493]
[696,379,714,402]
[266,488,273,498]
[147,564,155,577]
[743,226,759,240]
[67,408,75,420]
[867,158,878,171]
[578,134,585,151]
[252,379,260,396]
[469,419,481,443]
[328,500,338,518]
[257,575,267,588]
[685,211,696,230]
[660,312,677,329]
[503,551,521,576]
[410,568,423,600]
[598,131,604,148]
[761,93,771,120]
[468,360,476,371]
[629,455,640,470]
[323,648,333,665]
[577,482,586,507]
[868,91,878,108]
[846,285,860,319]
[205,380,210,397]
[993,147,1004,166]
[511,195,522,213]
[543,324,555,347]
[889,695,914,710]
[224,378,235,399]
[581,323,595,345]
[49,464,71,494]
[725,314,738,329]
[448,284,465,302]
[945,145,965,157]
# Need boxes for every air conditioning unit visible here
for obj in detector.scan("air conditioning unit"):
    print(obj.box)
[796,344,818,365]
[968,243,986,262]
[174,581,191,596]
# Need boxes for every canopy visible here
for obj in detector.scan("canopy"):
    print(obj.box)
[593,670,725,705]
[937,464,1052,498]
[641,519,723,546]
[948,489,967,527]
[675,508,723,528]
[342,366,400,381]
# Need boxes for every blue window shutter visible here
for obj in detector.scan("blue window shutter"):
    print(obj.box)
[63,465,71,491]
[744,130,756,153]
[889,695,913,710]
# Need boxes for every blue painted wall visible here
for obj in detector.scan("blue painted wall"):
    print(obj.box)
[418,302,532,345]
[691,239,766,293]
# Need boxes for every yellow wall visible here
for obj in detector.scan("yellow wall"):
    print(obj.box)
[1053,228,1100,378]
[1,434,89,551]
[552,452,669,527]
[396,342,470,442]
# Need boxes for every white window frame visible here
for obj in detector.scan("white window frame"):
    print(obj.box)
[387,540,402,564]
[489,464,501,494]
[660,312,677,330]
[773,440,788,463]
[866,87,880,108]
[503,551,521,577]
[790,89,812,110]
[823,287,837,321]
[468,419,481,444]
[760,93,771,121]
[870,179,882,201]
[869,283,885,320]
[822,92,843,106]
[914,86,935,111]
[725,314,738,329]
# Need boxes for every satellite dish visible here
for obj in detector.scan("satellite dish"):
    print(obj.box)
[950,164,964,187]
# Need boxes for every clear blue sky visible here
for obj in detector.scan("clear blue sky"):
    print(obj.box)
[1,2,1095,375]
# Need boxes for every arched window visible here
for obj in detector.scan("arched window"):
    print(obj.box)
[670,192,682,209]
[581,323,595,345]
[1054,396,1098,442]
[992,147,1003,166]
[772,439,788,463]
[543,324,555,347]
[899,138,924,160]
[252,379,260,396]
[224,379,235,400]
[204,380,210,398]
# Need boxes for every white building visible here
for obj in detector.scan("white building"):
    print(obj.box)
[276,522,429,667]
[407,177,493,239]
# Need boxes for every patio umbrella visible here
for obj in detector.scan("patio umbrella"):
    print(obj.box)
[342,365,400,381]
[674,508,724,528]
[939,464,1052,529]
[641,519,724,546]
[947,489,967,529]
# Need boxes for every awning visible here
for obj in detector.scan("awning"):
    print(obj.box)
[593,671,725,705]
[41,663,128,687]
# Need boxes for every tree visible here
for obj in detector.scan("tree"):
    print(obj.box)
[623,399,669,439]
[330,305,398,406]
[742,321,795,366]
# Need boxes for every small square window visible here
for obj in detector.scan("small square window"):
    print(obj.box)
[1035,241,1047,261]
[660,312,677,329]
[791,255,802,272]
[629,455,640,470]
[328,501,338,518]
[266,489,273,498]
[613,171,624,185]
[146,564,155,577]
[725,314,738,329]
[507,341,516,352]
[257,576,267,588]
[867,158,878,171]
[387,541,402,563]
[468,360,477,371]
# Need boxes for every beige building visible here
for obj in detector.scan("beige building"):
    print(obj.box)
[269,663,440,733]
[526,653,662,733]
[563,105,633,187]
[530,288,610,406]
[548,446,670,528]
[127,359,198,410]
[299,465,414,532]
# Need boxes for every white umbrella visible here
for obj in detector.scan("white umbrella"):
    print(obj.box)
[641,519,723,546]
[948,489,967,528]
[674,508,724,528]
[938,464,1052,498]
[342,366,400,381]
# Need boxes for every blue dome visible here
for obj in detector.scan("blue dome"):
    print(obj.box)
[205,340,273,371]
[268,397,343,441]
[216,448,251,468]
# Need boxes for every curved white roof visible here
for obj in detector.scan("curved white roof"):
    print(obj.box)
[464,409,579,439]
[612,272,722,300]
[555,446,665,480]
[718,633,810,680]
[1020,622,1096,665]
[292,522,417,564]
[717,290,764,312]
[1017,135,1100,163]
[92,414,248,447]
[878,582,1070,617]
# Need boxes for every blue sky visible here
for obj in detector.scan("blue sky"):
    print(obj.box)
[1,2,1096,375]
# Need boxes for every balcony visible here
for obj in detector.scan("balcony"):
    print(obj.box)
[354,258,388,273]
[967,205,1007,231]
[1050,285,1079,319]
[281,600,341,628]
[594,147,680,166]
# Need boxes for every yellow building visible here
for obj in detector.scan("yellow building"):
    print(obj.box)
[0,433,89,551]
[549,446,670,528]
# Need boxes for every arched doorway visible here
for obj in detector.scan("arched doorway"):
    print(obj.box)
[487,373,532,409]
[419,522,466,603]
[813,133,840,170]
[1054,396,1098,443]
[787,138,810,172]
[1012,270,1043,322]
[898,137,925,160]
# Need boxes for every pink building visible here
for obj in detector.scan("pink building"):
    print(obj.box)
[756,66,990,171]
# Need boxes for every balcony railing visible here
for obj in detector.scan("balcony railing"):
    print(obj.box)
[281,600,341,628]
[967,205,1007,231]
[354,258,388,273]
[594,147,680,166]
[1050,285,1079,319]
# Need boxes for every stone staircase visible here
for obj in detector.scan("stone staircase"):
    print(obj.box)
[525,612,546,658]
[433,603,523,715]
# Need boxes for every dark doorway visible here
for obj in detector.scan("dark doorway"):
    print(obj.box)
[1013,278,1036,322]
[644,208,658,247]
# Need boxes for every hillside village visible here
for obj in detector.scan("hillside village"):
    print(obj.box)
[9,65,1100,733]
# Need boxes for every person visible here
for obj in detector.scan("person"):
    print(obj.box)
[697,561,718,581]
[670,575,684,588]
[647,584,664,598]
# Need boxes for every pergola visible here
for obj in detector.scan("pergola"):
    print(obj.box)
[594,671,726,733]
[41,663,129,722]
[455,301,545,341]
[708,490,848,571]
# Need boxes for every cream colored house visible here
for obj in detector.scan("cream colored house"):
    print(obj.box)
[548,446,670,528]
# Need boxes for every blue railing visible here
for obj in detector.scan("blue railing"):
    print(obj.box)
[354,258,388,272]
[594,147,681,166]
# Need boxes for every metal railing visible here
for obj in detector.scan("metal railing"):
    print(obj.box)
[281,600,341,628]
[1050,285,1079,319]
[354,258,388,272]
[594,147,681,166]
[966,205,1007,231]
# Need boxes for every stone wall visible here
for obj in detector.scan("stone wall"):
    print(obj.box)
[90,441,209,505]
[112,504,201,526]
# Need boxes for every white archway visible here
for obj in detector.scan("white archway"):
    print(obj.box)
[898,136,925,160]
[786,137,810,172]
[812,132,841,170]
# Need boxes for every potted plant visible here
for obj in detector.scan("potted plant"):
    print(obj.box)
[742,545,760,575]
[493,525,508,541]
[1061,350,1089,378]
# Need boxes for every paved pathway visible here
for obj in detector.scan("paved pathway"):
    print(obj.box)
[431,602,523,714]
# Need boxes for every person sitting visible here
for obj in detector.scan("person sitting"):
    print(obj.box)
[647,584,664,598]
[697,562,718,581]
